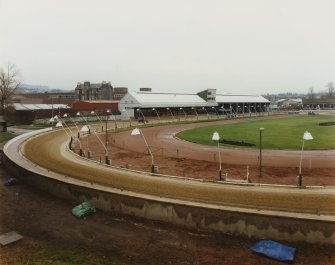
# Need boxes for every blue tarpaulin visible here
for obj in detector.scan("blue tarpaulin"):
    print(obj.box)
[4,178,18,186]
[250,240,296,262]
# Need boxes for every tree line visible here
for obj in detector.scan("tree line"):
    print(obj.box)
[0,62,20,115]
[308,82,335,99]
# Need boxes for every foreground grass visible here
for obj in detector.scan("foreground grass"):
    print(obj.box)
[14,124,50,130]
[28,245,124,265]
[0,132,15,143]
[178,115,335,150]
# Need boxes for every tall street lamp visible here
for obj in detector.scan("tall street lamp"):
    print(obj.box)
[122,109,132,126]
[152,108,160,120]
[92,128,110,165]
[179,107,187,120]
[212,131,224,181]
[131,127,157,173]
[137,108,146,123]
[202,107,209,119]
[211,107,219,117]
[76,112,90,134]
[298,131,313,187]
[192,107,199,120]
[259,128,265,184]
[105,109,110,149]
[63,113,80,138]
[166,107,174,122]
[91,110,104,132]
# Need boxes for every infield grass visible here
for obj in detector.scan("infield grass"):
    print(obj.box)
[178,115,335,150]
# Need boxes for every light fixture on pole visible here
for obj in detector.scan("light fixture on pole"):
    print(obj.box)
[91,110,104,132]
[259,128,265,185]
[137,108,146,123]
[53,115,75,150]
[76,112,90,134]
[298,131,313,187]
[179,107,187,120]
[80,124,91,158]
[166,107,175,122]
[191,107,199,120]
[63,113,80,137]
[212,131,224,181]
[92,129,110,165]
[105,110,110,150]
[202,107,209,119]
[211,107,219,116]
[152,108,160,120]
[122,109,132,126]
[131,127,157,173]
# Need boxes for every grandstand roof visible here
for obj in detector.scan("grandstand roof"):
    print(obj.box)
[216,95,270,104]
[12,103,70,111]
[121,92,218,108]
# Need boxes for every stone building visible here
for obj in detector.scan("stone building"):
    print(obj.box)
[75,81,128,101]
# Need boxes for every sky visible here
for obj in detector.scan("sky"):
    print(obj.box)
[1,0,335,95]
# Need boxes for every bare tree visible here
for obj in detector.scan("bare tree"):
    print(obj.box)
[326,82,335,97]
[0,62,20,114]
[308,86,315,99]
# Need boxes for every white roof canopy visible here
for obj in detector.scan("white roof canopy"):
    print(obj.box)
[216,95,270,104]
[121,92,218,108]
[12,103,70,111]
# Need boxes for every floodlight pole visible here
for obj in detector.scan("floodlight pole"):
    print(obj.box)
[166,108,175,122]
[91,111,104,132]
[180,108,187,120]
[192,107,199,120]
[92,130,110,165]
[259,128,265,185]
[105,110,109,150]
[202,107,209,119]
[122,109,132,126]
[152,108,160,120]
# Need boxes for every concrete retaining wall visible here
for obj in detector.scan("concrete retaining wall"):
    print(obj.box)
[3,152,335,245]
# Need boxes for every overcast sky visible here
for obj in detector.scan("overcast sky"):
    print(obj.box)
[1,0,334,94]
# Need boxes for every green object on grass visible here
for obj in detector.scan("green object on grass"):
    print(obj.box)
[72,201,96,219]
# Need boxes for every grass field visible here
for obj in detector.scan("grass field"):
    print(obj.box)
[0,132,15,143]
[178,114,335,150]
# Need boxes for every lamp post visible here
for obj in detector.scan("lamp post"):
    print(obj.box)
[122,109,132,127]
[108,109,118,130]
[62,113,83,155]
[192,107,199,120]
[106,110,110,149]
[152,108,160,120]
[259,128,265,184]
[63,113,80,138]
[220,106,225,117]
[166,107,174,122]
[53,115,75,150]
[77,112,92,158]
[76,112,90,134]
[202,107,209,119]
[131,127,157,173]
[180,107,187,120]
[298,131,313,187]
[91,110,104,132]
[137,108,146,123]
[212,131,224,181]
[244,106,251,117]
[92,128,110,165]
[212,106,219,117]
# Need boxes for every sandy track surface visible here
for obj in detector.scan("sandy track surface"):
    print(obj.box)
[112,117,335,168]
[21,127,335,216]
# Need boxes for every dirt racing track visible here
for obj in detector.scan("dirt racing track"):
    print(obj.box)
[3,120,335,245]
